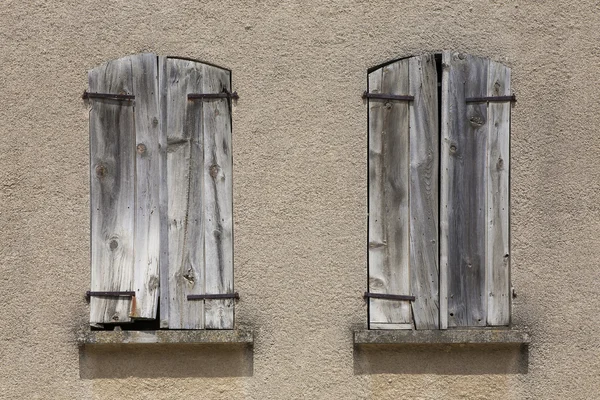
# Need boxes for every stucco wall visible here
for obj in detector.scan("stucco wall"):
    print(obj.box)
[1,0,599,398]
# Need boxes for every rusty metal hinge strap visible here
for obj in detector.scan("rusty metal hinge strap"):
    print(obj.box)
[466,95,516,103]
[362,91,414,101]
[86,291,135,302]
[363,292,415,302]
[188,89,239,100]
[187,293,240,300]
[82,91,135,101]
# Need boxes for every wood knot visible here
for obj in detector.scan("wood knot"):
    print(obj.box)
[148,275,159,290]
[137,143,147,154]
[494,81,502,94]
[109,239,118,251]
[209,164,220,179]
[469,115,485,127]
[449,144,457,154]
[95,164,107,177]
[183,269,195,284]
[152,117,158,126]
[497,157,504,170]
[385,102,392,110]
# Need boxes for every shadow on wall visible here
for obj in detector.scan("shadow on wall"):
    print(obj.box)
[79,344,253,379]
[353,344,529,375]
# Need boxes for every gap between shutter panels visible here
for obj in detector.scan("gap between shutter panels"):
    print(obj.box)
[88,54,235,330]
[367,52,511,330]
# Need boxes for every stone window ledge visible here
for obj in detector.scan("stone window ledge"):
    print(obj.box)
[77,329,253,346]
[353,329,529,346]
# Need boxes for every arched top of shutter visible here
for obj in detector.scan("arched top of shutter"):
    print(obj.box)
[368,52,511,76]
[89,53,231,75]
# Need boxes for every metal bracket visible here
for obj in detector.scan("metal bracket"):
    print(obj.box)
[82,91,135,101]
[362,91,414,101]
[363,292,415,302]
[86,291,135,302]
[187,293,240,301]
[466,95,516,103]
[188,88,239,101]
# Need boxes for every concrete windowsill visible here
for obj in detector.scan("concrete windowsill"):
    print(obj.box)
[77,329,254,346]
[354,329,529,346]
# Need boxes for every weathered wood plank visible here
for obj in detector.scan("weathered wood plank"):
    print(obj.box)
[441,52,488,327]
[165,58,206,329]
[486,61,511,326]
[368,59,412,329]
[439,52,450,330]
[89,57,135,325]
[408,54,439,329]
[131,53,161,320]
[158,56,170,328]
[203,65,234,329]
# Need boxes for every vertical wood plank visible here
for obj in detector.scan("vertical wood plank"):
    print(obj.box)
[368,60,412,329]
[131,54,161,320]
[441,52,488,327]
[486,61,511,326]
[158,56,170,328]
[165,58,206,329]
[408,54,439,329]
[89,57,135,325]
[203,65,234,329]
[439,52,450,329]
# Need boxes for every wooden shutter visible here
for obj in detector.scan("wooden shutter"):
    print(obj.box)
[89,54,234,329]
[440,51,511,328]
[160,58,234,329]
[89,54,162,324]
[368,55,439,330]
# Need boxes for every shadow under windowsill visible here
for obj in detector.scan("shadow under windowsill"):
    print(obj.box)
[78,329,254,379]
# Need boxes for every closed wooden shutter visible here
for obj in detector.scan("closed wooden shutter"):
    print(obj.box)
[367,54,439,330]
[440,51,511,328]
[368,52,511,330]
[89,54,162,325]
[160,57,234,329]
[89,54,234,329]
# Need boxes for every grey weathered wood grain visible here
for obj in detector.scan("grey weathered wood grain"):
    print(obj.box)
[165,58,206,329]
[203,65,234,329]
[131,54,161,320]
[408,54,439,329]
[368,59,412,329]
[439,52,450,329]
[158,56,170,328]
[441,52,488,327]
[486,61,511,326]
[89,57,135,325]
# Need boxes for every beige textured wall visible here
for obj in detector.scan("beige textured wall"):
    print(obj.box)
[1,0,599,398]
